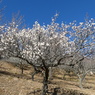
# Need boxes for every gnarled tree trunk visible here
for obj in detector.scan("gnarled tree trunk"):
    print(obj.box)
[42,67,49,95]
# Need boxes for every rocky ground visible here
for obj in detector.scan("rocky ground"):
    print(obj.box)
[0,61,95,95]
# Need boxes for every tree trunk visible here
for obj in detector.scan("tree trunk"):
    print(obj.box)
[21,67,24,74]
[42,67,49,95]
[20,62,24,74]
[32,70,41,81]
[49,67,53,80]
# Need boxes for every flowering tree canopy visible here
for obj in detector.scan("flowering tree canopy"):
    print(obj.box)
[1,15,95,67]
[0,14,75,67]
[71,18,95,57]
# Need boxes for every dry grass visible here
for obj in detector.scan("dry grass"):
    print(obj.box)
[0,61,95,95]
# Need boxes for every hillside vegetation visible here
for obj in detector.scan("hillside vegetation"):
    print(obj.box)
[0,61,95,95]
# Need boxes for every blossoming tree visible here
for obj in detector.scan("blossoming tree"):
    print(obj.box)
[0,14,74,95]
[71,18,95,88]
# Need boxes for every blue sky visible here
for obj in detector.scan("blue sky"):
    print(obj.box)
[1,0,95,27]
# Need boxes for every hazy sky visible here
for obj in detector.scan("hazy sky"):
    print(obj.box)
[1,0,95,27]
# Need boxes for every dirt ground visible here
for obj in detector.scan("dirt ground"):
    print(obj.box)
[0,61,95,95]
